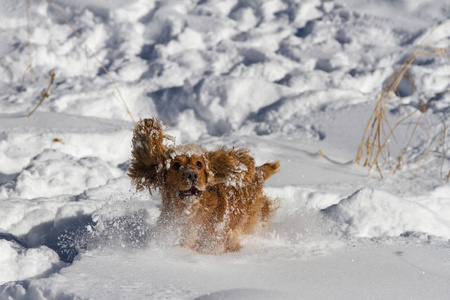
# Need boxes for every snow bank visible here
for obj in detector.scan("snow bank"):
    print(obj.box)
[0,240,62,285]
[6,0,448,137]
[0,197,100,241]
[1,149,123,199]
[0,112,133,174]
[323,188,450,239]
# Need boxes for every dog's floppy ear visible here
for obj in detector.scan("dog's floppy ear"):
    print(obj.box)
[206,147,255,186]
[257,161,280,181]
[128,118,171,193]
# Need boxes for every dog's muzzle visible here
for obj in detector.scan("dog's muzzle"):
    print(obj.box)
[179,186,203,198]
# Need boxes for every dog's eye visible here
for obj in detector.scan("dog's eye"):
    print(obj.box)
[172,162,181,170]
[196,161,203,169]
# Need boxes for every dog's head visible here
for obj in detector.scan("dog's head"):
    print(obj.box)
[164,145,211,200]
[128,119,213,199]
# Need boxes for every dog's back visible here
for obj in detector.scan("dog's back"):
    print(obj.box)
[205,159,280,252]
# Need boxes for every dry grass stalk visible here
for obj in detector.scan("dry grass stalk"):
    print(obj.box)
[26,0,136,123]
[27,69,56,118]
[355,25,450,181]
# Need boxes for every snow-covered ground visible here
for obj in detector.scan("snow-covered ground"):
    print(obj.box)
[1,0,450,299]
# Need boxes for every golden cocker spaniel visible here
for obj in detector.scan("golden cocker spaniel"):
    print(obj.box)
[128,118,279,254]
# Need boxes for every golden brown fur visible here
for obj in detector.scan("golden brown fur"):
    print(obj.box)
[128,118,280,254]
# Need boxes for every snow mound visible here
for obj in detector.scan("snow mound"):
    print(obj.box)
[1,149,122,199]
[0,112,133,174]
[0,239,62,285]
[323,188,450,239]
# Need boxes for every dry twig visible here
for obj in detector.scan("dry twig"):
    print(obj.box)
[27,69,56,118]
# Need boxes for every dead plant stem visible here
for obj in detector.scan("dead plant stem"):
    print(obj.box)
[42,0,136,124]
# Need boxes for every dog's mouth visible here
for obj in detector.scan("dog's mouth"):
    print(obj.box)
[178,187,203,198]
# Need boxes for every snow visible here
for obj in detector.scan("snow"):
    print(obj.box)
[0,0,450,299]
[324,188,450,238]
[0,240,62,285]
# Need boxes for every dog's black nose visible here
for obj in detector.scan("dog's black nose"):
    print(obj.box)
[184,169,199,181]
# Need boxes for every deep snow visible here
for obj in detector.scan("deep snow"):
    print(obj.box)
[0,0,450,299]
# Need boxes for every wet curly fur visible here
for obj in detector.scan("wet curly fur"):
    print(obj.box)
[128,118,280,254]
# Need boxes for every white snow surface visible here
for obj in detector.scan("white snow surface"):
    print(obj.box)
[1,0,450,299]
